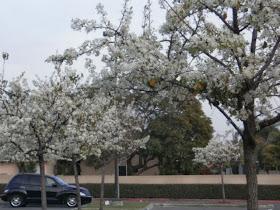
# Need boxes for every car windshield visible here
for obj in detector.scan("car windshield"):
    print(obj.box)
[53,176,68,186]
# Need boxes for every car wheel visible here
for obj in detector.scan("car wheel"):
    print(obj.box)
[66,194,77,207]
[9,194,25,207]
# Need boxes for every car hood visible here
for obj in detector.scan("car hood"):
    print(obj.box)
[67,185,88,191]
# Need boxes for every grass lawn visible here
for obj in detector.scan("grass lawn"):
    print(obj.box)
[80,201,151,209]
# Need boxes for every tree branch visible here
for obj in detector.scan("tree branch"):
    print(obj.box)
[254,36,280,81]
[250,28,258,54]
[203,3,235,32]
[232,7,239,34]
[162,0,196,34]
[136,163,159,175]
[203,52,234,74]
[259,113,280,130]
[167,33,174,60]
[209,99,243,136]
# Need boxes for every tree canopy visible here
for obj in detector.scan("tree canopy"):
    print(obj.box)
[193,133,241,201]
[128,97,213,175]
[47,1,280,209]
[0,69,149,209]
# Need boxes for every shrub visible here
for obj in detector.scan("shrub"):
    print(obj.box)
[78,184,279,200]
[0,184,279,200]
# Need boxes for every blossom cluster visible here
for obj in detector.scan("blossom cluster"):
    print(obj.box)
[0,68,149,163]
[193,133,241,168]
[47,0,280,129]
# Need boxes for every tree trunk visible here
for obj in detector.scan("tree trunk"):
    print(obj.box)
[243,127,258,210]
[73,155,82,210]
[99,159,105,210]
[220,166,226,202]
[126,155,133,176]
[38,154,47,210]
[114,150,120,200]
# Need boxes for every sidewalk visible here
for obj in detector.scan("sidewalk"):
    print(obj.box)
[93,198,280,209]
[93,198,280,203]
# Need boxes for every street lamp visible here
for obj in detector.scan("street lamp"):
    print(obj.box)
[2,52,9,85]
[2,52,9,60]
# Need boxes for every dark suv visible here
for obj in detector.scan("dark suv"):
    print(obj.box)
[0,173,92,208]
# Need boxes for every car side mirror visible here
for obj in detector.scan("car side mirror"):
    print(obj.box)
[52,183,58,187]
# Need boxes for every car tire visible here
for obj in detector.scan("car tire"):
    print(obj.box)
[66,194,77,207]
[9,194,25,208]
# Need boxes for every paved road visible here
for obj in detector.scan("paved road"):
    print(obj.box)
[0,203,75,210]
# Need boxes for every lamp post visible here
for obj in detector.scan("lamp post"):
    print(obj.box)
[2,52,9,85]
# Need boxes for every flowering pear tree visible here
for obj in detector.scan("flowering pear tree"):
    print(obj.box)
[47,0,280,209]
[156,1,280,209]
[53,88,112,210]
[0,69,99,210]
[94,99,149,201]
[193,133,241,202]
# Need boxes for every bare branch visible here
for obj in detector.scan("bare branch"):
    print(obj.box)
[209,99,243,136]
[162,0,196,34]
[250,28,258,54]
[203,52,234,74]
[167,33,174,60]
[254,36,280,80]
[240,24,250,32]
[232,7,240,34]
[203,3,235,32]
[259,113,280,130]
[116,0,129,33]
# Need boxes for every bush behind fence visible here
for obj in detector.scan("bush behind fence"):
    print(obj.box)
[76,184,280,200]
[1,184,279,200]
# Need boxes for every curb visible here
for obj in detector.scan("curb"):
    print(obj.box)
[92,198,279,209]
[155,202,274,209]
[144,203,154,210]
[92,198,280,203]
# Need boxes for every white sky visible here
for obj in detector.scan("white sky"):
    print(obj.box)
[0,0,231,135]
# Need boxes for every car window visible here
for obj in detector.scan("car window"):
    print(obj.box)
[25,175,41,186]
[46,177,56,187]
[53,176,68,186]
[11,175,24,184]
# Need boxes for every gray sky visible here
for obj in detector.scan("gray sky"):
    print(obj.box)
[1,0,155,80]
[0,0,230,135]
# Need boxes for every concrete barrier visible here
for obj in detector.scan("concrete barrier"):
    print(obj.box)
[57,174,280,185]
[1,174,279,185]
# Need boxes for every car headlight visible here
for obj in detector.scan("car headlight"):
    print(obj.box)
[80,192,86,197]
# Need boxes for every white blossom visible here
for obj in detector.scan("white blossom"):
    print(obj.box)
[193,133,241,169]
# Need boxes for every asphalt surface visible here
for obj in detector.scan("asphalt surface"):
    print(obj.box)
[0,203,75,210]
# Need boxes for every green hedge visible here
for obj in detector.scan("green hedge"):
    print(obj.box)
[1,184,279,200]
[79,184,280,200]
[0,184,5,195]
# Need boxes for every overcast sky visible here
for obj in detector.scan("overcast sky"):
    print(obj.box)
[1,0,158,80]
[0,0,231,135]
